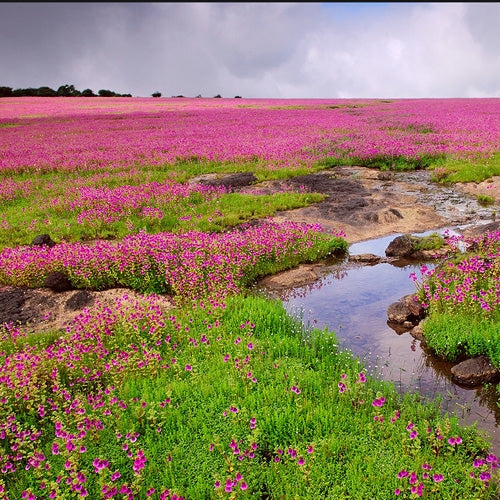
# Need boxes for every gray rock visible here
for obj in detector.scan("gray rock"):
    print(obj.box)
[450,356,500,387]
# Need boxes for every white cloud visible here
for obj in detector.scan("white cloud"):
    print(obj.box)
[0,2,499,98]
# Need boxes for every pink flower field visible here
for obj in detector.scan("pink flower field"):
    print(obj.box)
[1,97,499,173]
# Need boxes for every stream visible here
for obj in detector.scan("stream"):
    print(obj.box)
[262,229,500,456]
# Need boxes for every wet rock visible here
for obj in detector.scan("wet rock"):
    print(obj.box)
[450,356,500,387]
[385,234,415,257]
[348,253,386,264]
[65,290,95,311]
[387,301,414,324]
[387,294,425,324]
[402,294,425,317]
[31,234,56,248]
[409,324,426,341]
[44,272,73,293]
[387,321,411,334]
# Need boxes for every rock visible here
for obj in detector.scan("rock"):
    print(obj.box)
[401,294,425,317]
[65,290,95,311]
[387,294,425,324]
[31,234,56,248]
[409,324,425,342]
[199,172,257,189]
[348,253,386,264]
[387,301,414,324]
[44,271,73,293]
[385,234,415,257]
[450,356,500,387]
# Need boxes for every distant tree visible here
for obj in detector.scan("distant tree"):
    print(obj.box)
[13,87,38,96]
[57,84,80,97]
[0,86,13,97]
[98,89,117,97]
[195,94,202,98]
[234,96,242,99]
[151,91,162,98]
[214,94,222,98]
[121,93,132,97]
[36,86,57,97]
[81,88,96,97]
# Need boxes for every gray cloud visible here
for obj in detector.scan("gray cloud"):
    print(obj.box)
[1,2,499,98]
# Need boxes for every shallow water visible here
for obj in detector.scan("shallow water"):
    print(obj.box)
[274,231,500,455]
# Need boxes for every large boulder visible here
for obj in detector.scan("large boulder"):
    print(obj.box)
[450,356,500,387]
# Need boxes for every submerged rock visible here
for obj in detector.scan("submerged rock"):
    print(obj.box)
[451,356,500,387]
[348,253,387,265]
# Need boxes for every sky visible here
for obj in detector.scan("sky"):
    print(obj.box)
[1,2,499,99]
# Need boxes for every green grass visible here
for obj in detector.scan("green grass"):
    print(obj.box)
[2,294,497,498]
[422,312,500,366]
[430,152,500,184]
[412,232,447,251]
[316,153,447,172]
[477,194,495,206]
[0,164,327,248]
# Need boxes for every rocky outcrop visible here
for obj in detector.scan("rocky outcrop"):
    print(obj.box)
[385,233,453,260]
[450,356,500,387]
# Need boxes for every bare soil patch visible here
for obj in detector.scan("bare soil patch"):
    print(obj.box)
[269,167,448,243]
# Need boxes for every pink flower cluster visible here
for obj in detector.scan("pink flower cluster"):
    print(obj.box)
[0,221,341,300]
[416,231,500,316]
[1,97,499,173]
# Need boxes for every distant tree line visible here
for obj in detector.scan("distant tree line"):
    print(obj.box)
[0,84,132,98]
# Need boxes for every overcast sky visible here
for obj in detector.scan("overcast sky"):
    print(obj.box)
[2,2,499,98]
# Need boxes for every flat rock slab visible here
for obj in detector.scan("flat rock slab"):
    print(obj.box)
[450,356,500,387]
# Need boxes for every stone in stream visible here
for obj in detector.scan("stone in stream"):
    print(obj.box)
[450,356,500,387]
[386,294,426,324]
[348,253,387,265]
[385,234,415,258]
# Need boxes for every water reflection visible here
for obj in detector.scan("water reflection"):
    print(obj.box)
[262,231,500,454]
